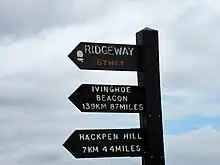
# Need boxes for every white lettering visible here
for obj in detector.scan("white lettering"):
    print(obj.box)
[109,103,143,111]
[114,47,123,55]
[79,133,119,141]
[110,146,115,152]
[96,95,128,102]
[139,104,144,110]
[115,145,121,152]
[123,133,142,140]
[82,146,99,153]
[104,145,141,153]
[91,85,131,93]
[102,146,108,152]
[128,47,134,55]
[102,46,107,54]
[82,146,86,153]
[94,45,101,54]
[82,103,107,110]
[136,145,141,152]
[91,45,94,54]
[84,45,91,54]
[79,134,85,140]
[108,46,114,55]
[122,47,129,55]
[84,44,134,56]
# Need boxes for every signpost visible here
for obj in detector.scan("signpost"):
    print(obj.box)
[136,28,165,165]
[63,27,166,165]
[63,128,144,158]
[68,42,138,71]
[68,84,145,113]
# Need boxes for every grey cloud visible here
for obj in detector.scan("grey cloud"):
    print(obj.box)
[0,0,117,38]
[159,2,220,119]
[162,3,220,93]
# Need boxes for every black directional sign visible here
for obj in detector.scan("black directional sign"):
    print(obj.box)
[68,84,145,113]
[63,128,144,158]
[68,42,138,71]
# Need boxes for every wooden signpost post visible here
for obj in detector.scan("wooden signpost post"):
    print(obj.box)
[63,27,165,165]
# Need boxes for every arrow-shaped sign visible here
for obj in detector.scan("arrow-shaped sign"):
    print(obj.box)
[68,84,145,113]
[68,42,138,71]
[63,128,144,158]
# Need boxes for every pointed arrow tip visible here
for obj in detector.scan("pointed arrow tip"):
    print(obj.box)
[68,54,82,69]
[67,42,85,69]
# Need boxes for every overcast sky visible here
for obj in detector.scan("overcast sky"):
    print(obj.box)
[1,0,220,165]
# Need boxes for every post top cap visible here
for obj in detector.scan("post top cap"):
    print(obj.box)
[143,27,157,31]
[136,27,158,34]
